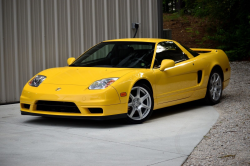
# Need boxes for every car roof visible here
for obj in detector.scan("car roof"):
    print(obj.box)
[104,38,173,43]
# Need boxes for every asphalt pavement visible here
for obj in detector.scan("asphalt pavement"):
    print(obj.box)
[0,101,219,166]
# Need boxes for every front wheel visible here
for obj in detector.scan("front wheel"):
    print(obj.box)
[205,71,223,105]
[126,84,153,124]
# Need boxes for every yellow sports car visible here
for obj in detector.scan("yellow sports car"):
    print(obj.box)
[20,38,230,123]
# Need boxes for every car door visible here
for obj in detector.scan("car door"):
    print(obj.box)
[153,41,198,104]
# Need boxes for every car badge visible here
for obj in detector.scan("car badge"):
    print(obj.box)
[55,87,61,91]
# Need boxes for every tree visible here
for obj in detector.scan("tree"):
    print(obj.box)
[184,0,250,60]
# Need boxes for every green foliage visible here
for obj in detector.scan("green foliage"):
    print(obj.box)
[185,27,200,38]
[186,27,193,33]
[163,15,168,22]
[182,16,190,23]
[196,36,210,46]
[208,24,250,61]
[183,0,250,60]
[165,12,181,21]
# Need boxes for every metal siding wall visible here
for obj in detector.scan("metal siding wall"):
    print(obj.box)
[57,0,69,66]
[152,0,158,37]
[16,0,29,99]
[0,0,159,104]
[83,0,93,51]
[141,1,149,37]
[107,0,117,40]
[95,0,105,44]
[3,0,15,102]
[130,0,139,38]
[0,0,5,103]
[70,0,81,59]
[31,0,43,74]
[118,0,128,38]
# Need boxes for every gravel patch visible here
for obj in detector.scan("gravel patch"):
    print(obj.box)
[183,61,250,166]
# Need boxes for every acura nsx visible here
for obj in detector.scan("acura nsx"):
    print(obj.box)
[20,38,230,123]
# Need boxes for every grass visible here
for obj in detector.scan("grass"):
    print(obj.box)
[164,12,181,21]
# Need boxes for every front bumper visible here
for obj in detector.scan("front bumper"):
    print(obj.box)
[20,83,128,119]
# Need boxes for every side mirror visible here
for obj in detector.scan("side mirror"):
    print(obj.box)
[159,59,175,71]
[67,57,76,65]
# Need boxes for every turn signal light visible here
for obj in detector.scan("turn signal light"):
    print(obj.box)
[120,92,127,97]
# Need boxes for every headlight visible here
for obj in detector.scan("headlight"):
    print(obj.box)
[29,75,46,87]
[89,78,119,90]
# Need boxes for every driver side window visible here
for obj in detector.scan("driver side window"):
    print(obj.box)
[154,41,188,67]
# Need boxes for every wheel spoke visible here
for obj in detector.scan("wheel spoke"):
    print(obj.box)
[216,85,221,89]
[218,80,222,87]
[140,93,149,102]
[130,94,135,100]
[212,91,216,100]
[210,87,213,93]
[212,75,216,83]
[136,88,140,98]
[215,91,220,97]
[210,78,214,85]
[215,76,219,83]
[129,107,136,117]
[128,102,133,107]
[141,103,150,109]
[137,107,143,119]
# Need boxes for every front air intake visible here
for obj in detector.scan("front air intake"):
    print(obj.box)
[88,108,103,114]
[23,104,30,109]
[36,100,81,113]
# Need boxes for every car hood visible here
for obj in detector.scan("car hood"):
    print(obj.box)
[39,67,135,86]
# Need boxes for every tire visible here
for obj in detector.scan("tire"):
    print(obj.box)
[205,70,223,105]
[126,84,154,124]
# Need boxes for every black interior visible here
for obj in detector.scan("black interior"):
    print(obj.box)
[70,42,155,68]
[154,50,189,66]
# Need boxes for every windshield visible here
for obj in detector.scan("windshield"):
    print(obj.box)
[70,42,155,68]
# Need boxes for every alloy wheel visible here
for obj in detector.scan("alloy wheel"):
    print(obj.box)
[209,73,222,101]
[127,86,152,121]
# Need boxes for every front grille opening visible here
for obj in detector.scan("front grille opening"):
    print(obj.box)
[88,108,103,114]
[23,104,30,109]
[36,100,81,113]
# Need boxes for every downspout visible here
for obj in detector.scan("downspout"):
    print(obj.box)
[157,0,163,38]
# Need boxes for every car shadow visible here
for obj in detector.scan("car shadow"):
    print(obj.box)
[150,99,206,120]
[23,116,126,129]
[23,99,207,129]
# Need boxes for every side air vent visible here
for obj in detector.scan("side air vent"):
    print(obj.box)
[88,108,103,114]
[198,70,202,84]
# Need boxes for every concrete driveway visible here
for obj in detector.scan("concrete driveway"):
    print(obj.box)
[0,101,218,166]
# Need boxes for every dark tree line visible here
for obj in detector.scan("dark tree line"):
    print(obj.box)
[163,0,184,13]
[163,0,250,60]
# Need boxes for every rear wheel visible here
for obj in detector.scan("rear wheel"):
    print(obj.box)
[205,70,223,105]
[126,84,153,123]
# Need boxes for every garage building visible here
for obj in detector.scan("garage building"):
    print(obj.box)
[0,0,163,104]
